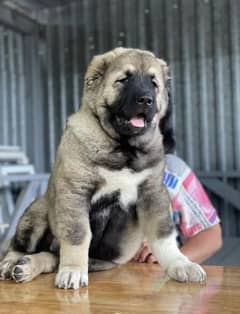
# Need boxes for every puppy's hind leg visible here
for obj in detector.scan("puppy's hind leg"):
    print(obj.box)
[12,197,50,254]
[0,197,50,281]
[12,252,58,283]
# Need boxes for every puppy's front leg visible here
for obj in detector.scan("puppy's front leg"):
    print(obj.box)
[143,185,206,282]
[56,235,91,289]
[54,190,92,290]
[150,228,206,282]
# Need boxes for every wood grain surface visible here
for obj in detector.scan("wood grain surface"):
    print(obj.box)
[0,263,239,313]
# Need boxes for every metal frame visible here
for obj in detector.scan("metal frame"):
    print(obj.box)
[0,173,49,255]
[201,178,240,211]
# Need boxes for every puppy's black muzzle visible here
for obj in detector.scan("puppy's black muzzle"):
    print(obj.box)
[110,73,157,136]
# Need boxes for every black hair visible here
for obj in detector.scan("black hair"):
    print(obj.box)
[159,91,176,154]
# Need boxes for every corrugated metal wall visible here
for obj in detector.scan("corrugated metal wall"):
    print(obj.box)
[0,0,240,235]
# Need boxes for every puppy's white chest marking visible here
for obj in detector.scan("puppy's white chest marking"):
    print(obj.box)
[92,167,151,208]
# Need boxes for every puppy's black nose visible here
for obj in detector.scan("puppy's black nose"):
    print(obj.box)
[136,95,153,106]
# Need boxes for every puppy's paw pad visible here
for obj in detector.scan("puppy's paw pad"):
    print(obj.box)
[12,256,33,282]
[55,267,88,289]
[167,260,207,282]
[12,266,24,282]
[0,260,15,280]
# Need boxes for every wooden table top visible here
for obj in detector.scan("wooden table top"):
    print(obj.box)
[0,263,239,314]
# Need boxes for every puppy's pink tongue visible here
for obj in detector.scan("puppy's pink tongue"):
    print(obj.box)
[129,117,145,128]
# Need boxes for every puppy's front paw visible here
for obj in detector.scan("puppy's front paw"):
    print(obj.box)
[55,266,88,289]
[167,259,207,282]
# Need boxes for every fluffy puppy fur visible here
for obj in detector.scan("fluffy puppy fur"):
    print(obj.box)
[0,48,206,289]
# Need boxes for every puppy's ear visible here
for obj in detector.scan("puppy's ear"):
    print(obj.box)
[84,47,129,89]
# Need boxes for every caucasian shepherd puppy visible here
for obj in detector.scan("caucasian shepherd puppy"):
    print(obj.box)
[0,48,206,289]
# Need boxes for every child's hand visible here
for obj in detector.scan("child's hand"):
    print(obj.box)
[133,241,158,263]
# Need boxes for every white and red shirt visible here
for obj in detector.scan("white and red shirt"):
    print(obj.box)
[164,154,220,238]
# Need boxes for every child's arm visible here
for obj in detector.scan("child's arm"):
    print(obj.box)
[179,223,222,263]
[134,223,222,264]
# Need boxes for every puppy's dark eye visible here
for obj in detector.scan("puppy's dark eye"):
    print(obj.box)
[151,78,158,89]
[116,71,132,84]
[117,76,129,84]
